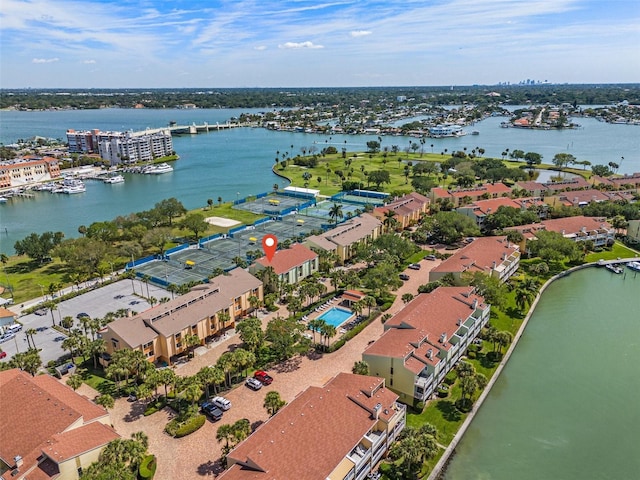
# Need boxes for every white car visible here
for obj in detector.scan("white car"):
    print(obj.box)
[245,377,263,391]
[212,396,232,411]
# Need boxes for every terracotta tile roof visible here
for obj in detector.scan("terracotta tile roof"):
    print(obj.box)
[365,287,487,360]
[254,244,317,275]
[0,307,16,320]
[549,189,609,205]
[22,458,59,480]
[374,192,429,217]
[43,422,119,463]
[221,373,399,480]
[32,375,108,423]
[515,180,545,192]
[322,213,382,246]
[431,236,519,276]
[432,183,511,200]
[508,215,613,238]
[542,177,590,192]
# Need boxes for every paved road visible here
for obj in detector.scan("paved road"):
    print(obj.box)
[0,279,168,364]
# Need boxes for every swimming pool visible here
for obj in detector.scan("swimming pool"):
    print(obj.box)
[317,307,354,328]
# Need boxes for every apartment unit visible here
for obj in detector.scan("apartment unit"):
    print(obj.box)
[0,156,61,188]
[592,172,640,191]
[372,192,430,230]
[0,369,119,480]
[514,177,591,197]
[66,128,173,165]
[429,236,520,284]
[304,213,383,262]
[101,268,262,365]
[249,243,318,285]
[508,215,615,247]
[431,182,512,207]
[457,196,547,228]
[363,287,489,405]
[220,373,406,480]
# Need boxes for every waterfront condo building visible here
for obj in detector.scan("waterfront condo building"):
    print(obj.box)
[0,369,119,480]
[100,268,262,365]
[304,213,383,262]
[249,243,318,285]
[430,182,512,208]
[507,215,615,248]
[456,197,547,229]
[0,156,61,188]
[429,236,520,284]
[363,287,489,405]
[66,128,173,165]
[219,372,406,480]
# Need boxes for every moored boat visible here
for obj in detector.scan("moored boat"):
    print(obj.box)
[627,261,640,272]
[143,163,173,175]
[605,263,623,274]
[104,174,125,184]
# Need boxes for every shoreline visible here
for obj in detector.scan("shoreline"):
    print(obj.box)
[428,257,640,480]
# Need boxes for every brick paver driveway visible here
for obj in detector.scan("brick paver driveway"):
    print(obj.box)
[108,259,443,479]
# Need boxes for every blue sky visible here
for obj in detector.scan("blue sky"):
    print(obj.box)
[1,0,638,88]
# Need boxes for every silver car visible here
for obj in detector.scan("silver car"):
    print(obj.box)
[246,377,263,390]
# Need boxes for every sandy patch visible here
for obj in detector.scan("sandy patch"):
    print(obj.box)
[205,216,240,227]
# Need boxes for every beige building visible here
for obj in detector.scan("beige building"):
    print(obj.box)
[429,236,520,284]
[220,372,406,480]
[304,213,383,262]
[0,369,119,480]
[508,215,615,248]
[0,156,61,189]
[101,268,262,365]
[363,287,490,405]
[372,192,430,230]
[249,243,318,284]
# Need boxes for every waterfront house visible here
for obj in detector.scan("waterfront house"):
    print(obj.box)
[543,188,610,208]
[100,268,262,365]
[0,369,119,480]
[429,236,520,284]
[430,183,512,208]
[372,192,430,230]
[219,372,406,480]
[304,213,383,262]
[456,197,547,228]
[249,243,318,285]
[592,172,640,191]
[362,287,489,405]
[507,215,615,247]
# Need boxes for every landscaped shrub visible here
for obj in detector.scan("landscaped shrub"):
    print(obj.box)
[174,414,206,438]
[437,385,450,398]
[414,401,425,412]
[380,301,393,311]
[139,455,157,479]
[143,397,167,416]
[444,370,457,385]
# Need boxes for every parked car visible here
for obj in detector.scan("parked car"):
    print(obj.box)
[408,263,421,270]
[77,312,90,318]
[399,273,410,281]
[245,377,263,391]
[425,254,437,261]
[254,370,273,385]
[0,351,7,359]
[34,308,47,316]
[211,396,232,411]
[54,336,66,342]
[36,326,48,332]
[200,401,224,421]
[0,333,15,343]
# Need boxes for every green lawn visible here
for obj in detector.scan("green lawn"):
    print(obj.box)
[1,256,68,304]
[585,241,639,262]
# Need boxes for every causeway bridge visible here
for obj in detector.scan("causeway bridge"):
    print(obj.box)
[135,122,250,136]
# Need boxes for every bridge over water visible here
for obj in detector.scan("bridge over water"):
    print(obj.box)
[135,121,249,136]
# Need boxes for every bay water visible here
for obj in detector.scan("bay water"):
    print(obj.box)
[443,267,640,480]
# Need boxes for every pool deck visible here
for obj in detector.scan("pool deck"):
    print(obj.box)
[301,296,357,345]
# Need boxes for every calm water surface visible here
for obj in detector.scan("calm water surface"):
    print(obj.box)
[1,109,638,249]
[444,268,640,480]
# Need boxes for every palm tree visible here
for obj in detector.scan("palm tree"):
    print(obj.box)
[89,338,107,369]
[362,296,376,317]
[264,391,286,416]
[307,318,324,344]
[216,424,235,456]
[25,328,38,350]
[48,302,57,327]
[383,209,397,232]
[319,323,336,349]
[66,373,83,391]
[95,394,115,409]
[183,383,203,408]
[157,368,176,397]
[328,203,343,226]
[352,361,369,375]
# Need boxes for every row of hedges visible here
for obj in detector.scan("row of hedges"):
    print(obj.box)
[165,414,206,438]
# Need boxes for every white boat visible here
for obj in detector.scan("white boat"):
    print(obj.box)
[428,124,466,138]
[0,197,7,203]
[104,174,125,184]
[61,179,86,194]
[605,263,623,274]
[627,261,640,272]
[143,163,173,175]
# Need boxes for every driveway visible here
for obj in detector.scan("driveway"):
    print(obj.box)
[108,258,444,479]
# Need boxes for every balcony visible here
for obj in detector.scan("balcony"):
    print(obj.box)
[347,444,371,471]
[365,429,386,451]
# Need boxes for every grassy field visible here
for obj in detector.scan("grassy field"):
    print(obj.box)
[585,241,639,262]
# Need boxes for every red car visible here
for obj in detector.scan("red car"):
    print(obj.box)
[0,351,7,359]
[254,370,273,385]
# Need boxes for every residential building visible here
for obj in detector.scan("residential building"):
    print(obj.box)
[457,197,546,228]
[0,369,119,480]
[627,219,640,244]
[0,156,61,189]
[429,236,520,284]
[544,188,611,208]
[249,243,318,285]
[430,183,512,207]
[304,213,383,262]
[363,287,489,404]
[372,192,430,230]
[592,172,640,191]
[507,215,615,247]
[0,308,16,328]
[220,372,406,480]
[514,177,590,197]
[100,268,262,365]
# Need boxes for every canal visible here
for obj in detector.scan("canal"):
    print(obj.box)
[443,267,640,480]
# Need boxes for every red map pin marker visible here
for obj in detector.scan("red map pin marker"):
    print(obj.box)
[262,234,278,262]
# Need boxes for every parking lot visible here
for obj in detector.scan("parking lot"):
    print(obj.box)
[0,279,169,364]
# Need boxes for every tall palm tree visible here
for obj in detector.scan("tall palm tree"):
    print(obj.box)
[328,203,343,226]
[264,391,286,416]
[25,328,37,350]
[383,209,397,231]
[307,318,325,345]
[216,424,235,456]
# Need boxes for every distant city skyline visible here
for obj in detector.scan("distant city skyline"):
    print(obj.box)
[1,0,639,89]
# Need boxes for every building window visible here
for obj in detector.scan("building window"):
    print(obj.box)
[390,367,394,375]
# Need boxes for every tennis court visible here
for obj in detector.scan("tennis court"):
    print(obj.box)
[332,191,387,206]
[134,258,208,286]
[234,193,310,215]
[301,201,362,220]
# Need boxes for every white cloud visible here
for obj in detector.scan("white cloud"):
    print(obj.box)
[350,30,372,37]
[32,57,59,63]
[254,45,267,51]
[83,59,96,64]
[278,41,324,49]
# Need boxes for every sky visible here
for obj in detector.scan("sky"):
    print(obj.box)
[1,0,639,88]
